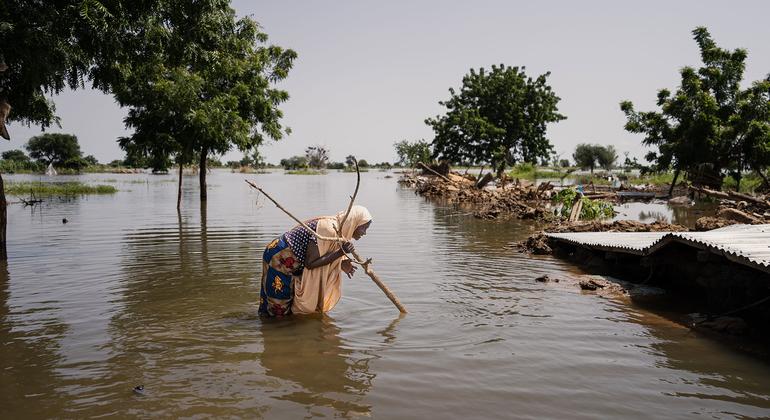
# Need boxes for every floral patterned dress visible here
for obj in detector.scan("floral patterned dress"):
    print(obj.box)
[258,220,319,316]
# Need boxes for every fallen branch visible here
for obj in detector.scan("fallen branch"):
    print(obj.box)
[245,173,408,313]
[690,185,770,209]
[417,162,458,185]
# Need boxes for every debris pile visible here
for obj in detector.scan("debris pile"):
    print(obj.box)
[690,186,770,230]
[400,171,555,220]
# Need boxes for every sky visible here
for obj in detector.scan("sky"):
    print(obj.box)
[4,0,770,165]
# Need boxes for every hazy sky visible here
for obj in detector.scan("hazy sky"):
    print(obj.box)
[4,0,770,164]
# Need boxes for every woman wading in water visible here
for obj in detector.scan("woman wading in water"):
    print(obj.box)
[259,205,372,316]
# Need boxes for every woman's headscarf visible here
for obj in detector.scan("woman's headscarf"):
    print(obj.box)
[334,205,372,240]
[292,205,372,314]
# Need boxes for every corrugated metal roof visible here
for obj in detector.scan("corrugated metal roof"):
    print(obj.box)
[546,224,770,274]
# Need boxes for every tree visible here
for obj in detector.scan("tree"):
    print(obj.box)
[280,156,307,170]
[25,133,82,166]
[596,145,617,170]
[572,144,599,174]
[426,65,566,177]
[358,159,369,168]
[1,149,28,162]
[394,140,432,167]
[112,1,296,205]
[306,146,328,169]
[83,155,99,166]
[620,27,770,191]
[0,1,167,259]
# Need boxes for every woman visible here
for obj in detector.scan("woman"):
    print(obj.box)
[259,205,372,316]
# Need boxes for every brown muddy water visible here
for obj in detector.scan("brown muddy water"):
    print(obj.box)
[0,170,768,419]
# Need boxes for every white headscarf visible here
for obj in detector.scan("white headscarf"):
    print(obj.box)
[292,205,372,314]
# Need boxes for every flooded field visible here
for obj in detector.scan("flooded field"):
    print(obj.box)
[1,170,769,418]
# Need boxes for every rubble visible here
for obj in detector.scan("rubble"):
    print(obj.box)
[401,172,555,220]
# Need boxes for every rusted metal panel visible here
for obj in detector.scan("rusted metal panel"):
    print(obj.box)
[546,224,770,274]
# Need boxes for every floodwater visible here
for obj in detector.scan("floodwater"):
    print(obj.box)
[1,170,769,419]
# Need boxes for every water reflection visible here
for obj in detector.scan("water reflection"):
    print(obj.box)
[0,262,69,417]
[259,316,374,417]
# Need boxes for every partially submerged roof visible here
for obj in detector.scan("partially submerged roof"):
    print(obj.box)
[546,224,770,274]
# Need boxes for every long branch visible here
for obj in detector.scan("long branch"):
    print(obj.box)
[245,179,343,242]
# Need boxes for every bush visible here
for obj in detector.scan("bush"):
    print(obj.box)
[552,188,614,220]
[280,156,308,170]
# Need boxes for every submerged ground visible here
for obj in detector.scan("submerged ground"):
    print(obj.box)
[0,170,768,418]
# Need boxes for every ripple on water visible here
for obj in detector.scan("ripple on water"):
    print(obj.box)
[1,171,769,418]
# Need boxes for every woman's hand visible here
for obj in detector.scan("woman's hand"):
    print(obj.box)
[341,259,357,278]
[341,241,356,254]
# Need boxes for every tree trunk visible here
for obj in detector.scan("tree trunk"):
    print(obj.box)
[0,172,6,260]
[755,168,770,190]
[667,168,680,197]
[177,163,183,211]
[199,148,208,202]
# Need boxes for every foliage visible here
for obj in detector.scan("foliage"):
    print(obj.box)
[327,162,345,170]
[596,145,617,170]
[394,140,432,167]
[0,159,43,173]
[426,64,566,175]
[509,163,564,179]
[559,159,570,168]
[552,188,615,220]
[285,169,324,175]
[25,133,82,166]
[83,154,99,166]
[5,181,116,196]
[1,149,28,162]
[111,1,296,191]
[280,156,308,170]
[573,144,617,173]
[305,146,329,169]
[620,27,770,189]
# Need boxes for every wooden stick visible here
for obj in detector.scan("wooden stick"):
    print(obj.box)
[245,177,408,313]
[245,179,342,242]
[336,158,361,236]
[417,162,457,185]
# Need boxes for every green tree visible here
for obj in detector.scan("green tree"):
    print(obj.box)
[426,65,566,177]
[0,0,162,259]
[394,140,432,167]
[1,149,28,162]
[620,27,770,191]
[25,133,82,166]
[596,145,617,170]
[112,1,296,205]
[572,144,600,174]
[280,156,307,170]
[83,155,99,166]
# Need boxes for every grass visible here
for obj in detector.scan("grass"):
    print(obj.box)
[626,172,675,187]
[508,163,570,179]
[285,169,326,175]
[722,174,764,194]
[5,181,117,196]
